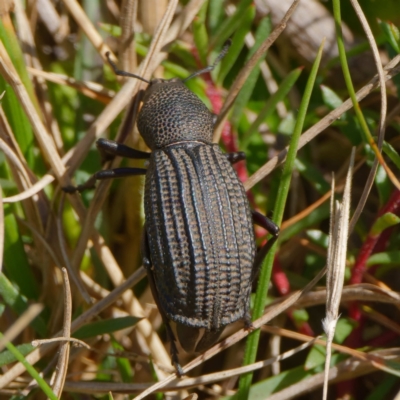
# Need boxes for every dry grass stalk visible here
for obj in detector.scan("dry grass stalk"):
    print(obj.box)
[322,148,355,400]
[0,304,43,353]
[51,267,71,397]
[347,0,388,232]
[56,338,317,395]
[118,0,138,72]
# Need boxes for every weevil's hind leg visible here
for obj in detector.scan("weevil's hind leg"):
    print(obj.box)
[63,167,146,193]
[194,327,225,353]
[96,138,150,164]
[226,152,246,164]
[142,230,184,377]
[252,210,279,278]
[242,211,279,330]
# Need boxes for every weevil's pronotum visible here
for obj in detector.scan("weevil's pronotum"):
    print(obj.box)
[65,40,279,374]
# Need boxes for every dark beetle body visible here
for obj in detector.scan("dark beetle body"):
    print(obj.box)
[64,47,279,371]
[139,79,256,342]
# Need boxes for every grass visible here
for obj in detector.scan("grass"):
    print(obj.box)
[1,0,400,399]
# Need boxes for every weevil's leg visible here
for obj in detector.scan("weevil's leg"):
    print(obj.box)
[142,230,184,377]
[225,152,246,164]
[63,167,146,193]
[96,138,150,163]
[243,212,279,330]
[252,210,280,278]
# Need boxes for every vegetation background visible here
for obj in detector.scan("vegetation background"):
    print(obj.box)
[1,0,400,399]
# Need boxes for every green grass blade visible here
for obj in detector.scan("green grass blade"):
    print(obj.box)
[217,5,255,84]
[0,343,35,367]
[241,67,303,149]
[0,273,47,337]
[193,1,209,66]
[229,17,272,127]
[74,316,141,339]
[3,205,39,300]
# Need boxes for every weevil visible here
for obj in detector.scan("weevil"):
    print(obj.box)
[64,41,279,375]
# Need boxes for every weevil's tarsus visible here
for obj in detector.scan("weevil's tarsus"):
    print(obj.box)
[226,151,246,164]
[183,38,232,83]
[96,138,151,164]
[251,210,280,279]
[105,51,151,84]
[63,167,146,193]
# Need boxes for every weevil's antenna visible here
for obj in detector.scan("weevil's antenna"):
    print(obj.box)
[106,52,151,84]
[183,39,232,83]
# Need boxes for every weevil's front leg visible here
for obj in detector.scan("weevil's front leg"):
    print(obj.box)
[252,210,279,275]
[63,167,146,193]
[96,138,150,163]
[141,230,184,377]
[225,152,246,164]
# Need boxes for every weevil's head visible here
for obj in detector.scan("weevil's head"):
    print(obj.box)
[137,78,214,150]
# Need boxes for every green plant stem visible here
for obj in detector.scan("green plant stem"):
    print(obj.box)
[0,332,58,400]
[237,39,326,400]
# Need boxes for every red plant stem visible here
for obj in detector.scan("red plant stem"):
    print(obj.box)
[366,330,398,347]
[272,259,314,336]
[348,190,400,346]
[272,258,290,296]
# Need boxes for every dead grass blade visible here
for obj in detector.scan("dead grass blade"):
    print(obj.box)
[0,304,44,352]
[0,40,67,183]
[51,268,72,397]
[59,338,317,394]
[27,67,115,103]
[322,149,354,400]
[347,0,388,231]
[13,0,64,151]
[61,0,115,62]
[118,0,138,71]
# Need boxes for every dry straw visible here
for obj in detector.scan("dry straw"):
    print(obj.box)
[322,148,355,400]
